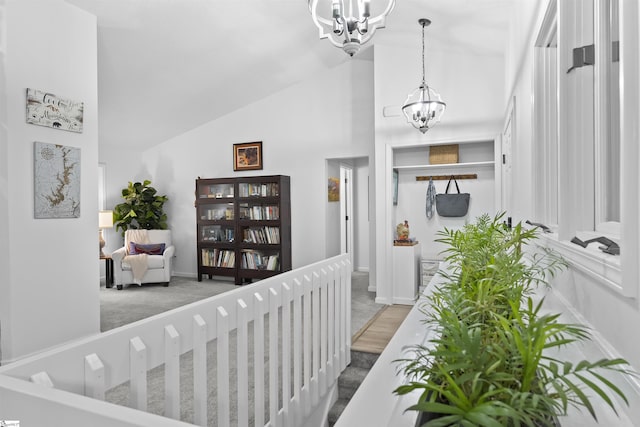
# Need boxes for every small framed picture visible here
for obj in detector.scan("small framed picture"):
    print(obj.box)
[233,141,263,171]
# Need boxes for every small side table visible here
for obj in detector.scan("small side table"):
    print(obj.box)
[101,255,113,288]
[392,241,421,305]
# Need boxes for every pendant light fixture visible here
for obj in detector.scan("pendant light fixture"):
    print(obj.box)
[308,0,396,57]
[402,18,446,133]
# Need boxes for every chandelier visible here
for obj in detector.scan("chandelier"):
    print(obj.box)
[308,0,396,57]
[402,19,446,133]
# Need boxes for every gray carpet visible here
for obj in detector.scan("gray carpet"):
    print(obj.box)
[99,271,381,425]
[100,276,238,332]
[101,271,381,335]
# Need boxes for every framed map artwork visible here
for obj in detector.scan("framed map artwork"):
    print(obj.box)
[34,142,81,218]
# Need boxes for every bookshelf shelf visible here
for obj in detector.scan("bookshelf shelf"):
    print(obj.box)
[195,175,291,285]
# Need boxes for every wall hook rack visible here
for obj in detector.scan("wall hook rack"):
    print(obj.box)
[416,174,477,181]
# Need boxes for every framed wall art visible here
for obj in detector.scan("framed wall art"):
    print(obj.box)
[34,142,81,218]
[26,88,84,133]
[233,141,263,171]
[328,177,340,202]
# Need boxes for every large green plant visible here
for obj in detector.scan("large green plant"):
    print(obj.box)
[395,213,632,427]
[113,180,168,234]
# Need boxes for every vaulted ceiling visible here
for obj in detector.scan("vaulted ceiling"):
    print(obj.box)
[65,0,516,150]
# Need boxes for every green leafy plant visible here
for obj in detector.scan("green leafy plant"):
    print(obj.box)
[395,213,632,426]
[113,180,168,234]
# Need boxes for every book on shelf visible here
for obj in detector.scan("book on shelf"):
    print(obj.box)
[242,226,280,244]
[202,248,235,268]
[239,205,280,220]
[238,182,280,198]
[240,250,279,271]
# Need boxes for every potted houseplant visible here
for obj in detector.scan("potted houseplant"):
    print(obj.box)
[395,213,632,426]
[113,180,169,234]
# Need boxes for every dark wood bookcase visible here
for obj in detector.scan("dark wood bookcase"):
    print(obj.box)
[195,175,291,285]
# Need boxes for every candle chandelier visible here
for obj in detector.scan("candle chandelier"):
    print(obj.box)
[308,0,396,57]
[402,18,446,133]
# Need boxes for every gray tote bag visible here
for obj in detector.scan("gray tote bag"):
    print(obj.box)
[435,176,470,217]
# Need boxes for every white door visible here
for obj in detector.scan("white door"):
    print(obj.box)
[501,99,514,216]
[340,165,354,268]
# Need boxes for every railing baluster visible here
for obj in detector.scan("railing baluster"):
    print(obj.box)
[311,271,320,405]
[327,266,336,384]
[269,287,280,427]
[320,268,328,394]
[282,282,292,425]
[164,324,180,420]
[292,277,303,426]
[344,260,352,367]
[329,266,344,378]
[30,371,54,388]
[254,292,266,427]
[84,353,105,400]
[217,306,230,427]
[237,299,249,427]
[193,314,208,426]
[302,274,312,415]
[129,336,147,411]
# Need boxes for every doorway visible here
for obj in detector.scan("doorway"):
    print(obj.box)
[325,157,369,272]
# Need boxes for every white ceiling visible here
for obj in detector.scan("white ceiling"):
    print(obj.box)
[65,0,515,150]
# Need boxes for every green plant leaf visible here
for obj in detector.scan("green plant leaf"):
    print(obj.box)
[112,180,168,234]
[396,213,633,426]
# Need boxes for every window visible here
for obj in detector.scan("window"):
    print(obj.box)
[533,0,558,226]
[534,0,620,234]
[595,0,620,232]
[533,0,639,296]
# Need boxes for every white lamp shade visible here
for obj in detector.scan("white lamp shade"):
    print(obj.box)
[99,210,113,229]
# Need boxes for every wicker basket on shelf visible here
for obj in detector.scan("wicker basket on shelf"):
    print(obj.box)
[429,144,459,164]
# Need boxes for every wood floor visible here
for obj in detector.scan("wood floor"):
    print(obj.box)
[351,304,413,354]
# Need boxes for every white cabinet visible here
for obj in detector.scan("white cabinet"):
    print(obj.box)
[392,242,421,305]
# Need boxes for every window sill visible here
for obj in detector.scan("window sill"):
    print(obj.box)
[539,232,623,294]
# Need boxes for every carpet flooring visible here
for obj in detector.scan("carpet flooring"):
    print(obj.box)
[100,271,381,336]
[100,276,238,331]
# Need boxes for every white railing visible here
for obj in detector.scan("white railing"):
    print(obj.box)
[0,255,351,427]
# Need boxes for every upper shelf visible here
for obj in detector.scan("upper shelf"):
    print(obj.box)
[394,161,495,171]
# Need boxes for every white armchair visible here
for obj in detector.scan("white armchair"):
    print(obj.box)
[111,229,175,290]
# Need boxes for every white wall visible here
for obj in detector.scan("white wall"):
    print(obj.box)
[107,58,375,277]
[394,167,496,261]
[0,0,99,363]
[353,157,369,272]
[0,0,10,366]
[325,159,341,258]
